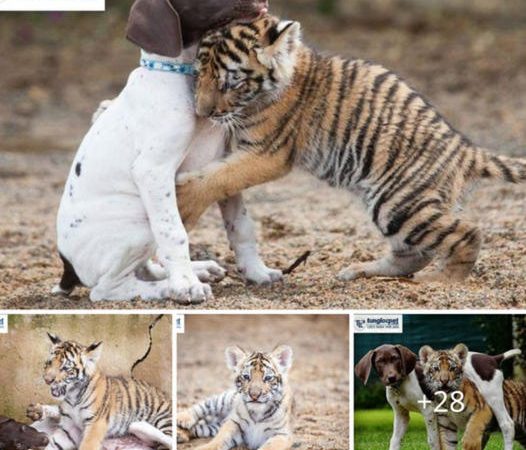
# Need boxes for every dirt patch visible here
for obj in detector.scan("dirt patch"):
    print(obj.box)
[177,315,350,450]
[1,5,526,309]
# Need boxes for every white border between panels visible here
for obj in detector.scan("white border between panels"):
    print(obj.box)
[0,0,105,11]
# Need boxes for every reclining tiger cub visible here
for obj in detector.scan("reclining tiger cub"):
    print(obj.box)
[176,14,526,283]
[177,345,294,450]
[27,333,172,450]
[419,344,526,449]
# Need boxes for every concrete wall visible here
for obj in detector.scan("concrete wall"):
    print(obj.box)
[0,314,172,421]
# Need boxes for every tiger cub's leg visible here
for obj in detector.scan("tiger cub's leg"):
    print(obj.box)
[78,419,109,450]
[259,435,293,450]
[177,391,235,442]
[461,404,494,450]
[177,150,293,231]
[337,249,432,281]
[410,217,481,282]
[45,417,81,450]
[194,419,242,450]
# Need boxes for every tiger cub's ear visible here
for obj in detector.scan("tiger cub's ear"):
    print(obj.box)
[47,332,62,345]
[419,345,435,364]
[271,345,293,374]
[256,20,301,71]
[85,341,103,364]
[453,343,469,364]
[225,346,247,371]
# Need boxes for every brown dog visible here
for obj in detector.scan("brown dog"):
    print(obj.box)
[355,344,417,386]
[0,416,49,450]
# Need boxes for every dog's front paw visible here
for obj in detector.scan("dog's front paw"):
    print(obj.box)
[163,277,213,304]
[239,260,283,285]
[27,403,44,421]
[192,260,226,283]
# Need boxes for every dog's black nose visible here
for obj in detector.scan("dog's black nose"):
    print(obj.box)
[388,375,398,384]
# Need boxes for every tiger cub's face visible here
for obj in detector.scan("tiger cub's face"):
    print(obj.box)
[195,14,302,125]
[226,345,293,405]
[43,333,102,398]
[419,344,468,394]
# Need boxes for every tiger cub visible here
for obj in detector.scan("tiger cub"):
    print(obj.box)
[177,345,294,450]
[419,344,526,450]
[27,333,172,450]
[176,14,526,283]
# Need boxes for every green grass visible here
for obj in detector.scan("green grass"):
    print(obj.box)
[355,409,521,449]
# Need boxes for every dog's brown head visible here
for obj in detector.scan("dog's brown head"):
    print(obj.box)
[355,344,417,386]
[126,0,269,58]
[0,417,49,450]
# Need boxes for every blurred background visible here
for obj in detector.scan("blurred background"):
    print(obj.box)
[0,314,172,421]
[177,314,349,449]
[1,0,526,308]
[354,314,526,449]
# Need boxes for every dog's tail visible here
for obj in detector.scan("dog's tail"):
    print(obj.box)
[493,348,522,366]
[51,253,81,296]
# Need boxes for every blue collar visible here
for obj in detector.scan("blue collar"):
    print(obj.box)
[140,57,197,76]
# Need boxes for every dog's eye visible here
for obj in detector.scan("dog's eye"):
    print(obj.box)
[243,374,250,381]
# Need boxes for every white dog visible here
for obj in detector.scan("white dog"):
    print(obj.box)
[53,0,280,303]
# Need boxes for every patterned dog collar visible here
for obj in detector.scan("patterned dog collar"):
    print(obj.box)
[140,58,197,76]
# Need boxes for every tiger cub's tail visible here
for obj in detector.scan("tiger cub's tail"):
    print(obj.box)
[472,147,526,183]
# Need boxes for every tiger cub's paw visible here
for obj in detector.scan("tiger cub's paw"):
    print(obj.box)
[177,409,197,430]
[26,403,44,421]
[176,427,192,444]
[336,265,368,281]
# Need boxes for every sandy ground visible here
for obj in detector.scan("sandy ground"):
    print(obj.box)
[176,315,350,450]
[1,6,526,309]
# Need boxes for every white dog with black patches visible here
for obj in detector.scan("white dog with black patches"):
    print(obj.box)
[53,0,280,303]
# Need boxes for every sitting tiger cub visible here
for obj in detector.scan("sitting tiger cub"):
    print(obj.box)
[419,344,526,450]
[177,14,526,283]
[177,345,294,450]
[27,333,172,450]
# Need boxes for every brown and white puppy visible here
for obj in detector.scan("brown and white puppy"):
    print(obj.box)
[0,416,49,450]
[356,344,443,450]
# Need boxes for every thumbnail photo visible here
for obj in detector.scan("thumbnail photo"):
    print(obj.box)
[0,314,172,450]
[177,314,349,449]
[354,314,526,450]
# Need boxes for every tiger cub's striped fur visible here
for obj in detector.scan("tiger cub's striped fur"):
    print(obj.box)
[31,333,172,450]
[177,14,526,283]
[177,345,294,450]
[420,345,526,449]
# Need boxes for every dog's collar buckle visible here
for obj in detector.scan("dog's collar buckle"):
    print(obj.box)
[140,58,197,76]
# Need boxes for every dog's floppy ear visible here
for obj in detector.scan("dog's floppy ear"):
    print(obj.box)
[395,345,417,376]
[355,350,376,385]
[126,0,183,58]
